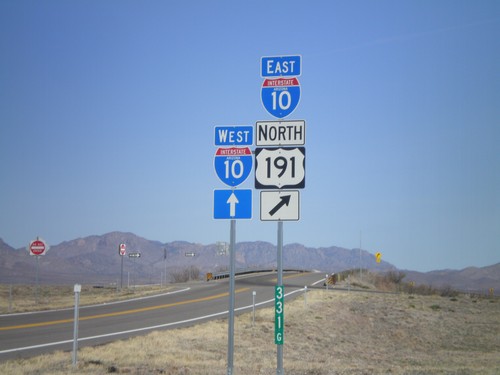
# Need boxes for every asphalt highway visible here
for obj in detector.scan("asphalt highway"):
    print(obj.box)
[0,271,325,361]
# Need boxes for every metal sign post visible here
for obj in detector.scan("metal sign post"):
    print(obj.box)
[119,244,126,290]
[276,221,284,375]
[252,290,257,326]
[227,219,236,375]
[35,256,39,304]
[120,255,124,290]
[72,284,81,367]
[164,248,167,287]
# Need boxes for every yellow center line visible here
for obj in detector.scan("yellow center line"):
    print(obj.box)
[0,287,249,331]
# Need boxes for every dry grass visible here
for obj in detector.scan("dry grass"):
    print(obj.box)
[0,284,174,313]
[1,289,499,374]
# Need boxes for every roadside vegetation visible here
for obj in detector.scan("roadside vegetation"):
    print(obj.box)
[1,270,499,374]
[0,284,174,314]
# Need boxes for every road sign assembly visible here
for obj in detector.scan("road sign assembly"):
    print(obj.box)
[214,126,253,146]
[257,54,304,375]
[260,190,299,221]
[213,189,252,219]
[256,120,305,146]
[213,54,305,374]
[214,147,253,187]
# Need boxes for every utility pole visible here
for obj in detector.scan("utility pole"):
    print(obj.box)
[164,247,167,287]
[359,231,362,281]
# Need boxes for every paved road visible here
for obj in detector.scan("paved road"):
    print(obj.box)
[0,271,324,361]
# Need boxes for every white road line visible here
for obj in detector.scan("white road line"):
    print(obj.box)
[0,288,191,317]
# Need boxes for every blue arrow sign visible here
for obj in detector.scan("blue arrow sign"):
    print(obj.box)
[214,147,253,187]
[215,126,253,146]
[213,189,252,219]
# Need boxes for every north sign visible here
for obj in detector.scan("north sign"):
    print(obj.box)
[213,189,252,219]
[214,147,253,187]
[255,147,305,189]
[261,77,300,119]
[214,126,253,146]
[256,120,305,146]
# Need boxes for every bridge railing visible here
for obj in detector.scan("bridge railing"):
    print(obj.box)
[206,268,307,281]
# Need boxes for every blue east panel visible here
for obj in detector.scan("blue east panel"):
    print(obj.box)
[261,55,301,77]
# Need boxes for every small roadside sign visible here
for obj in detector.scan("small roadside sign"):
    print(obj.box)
[118,243,126,256]
[28,238,49,256]
[275,285,284,345]
[128,252,141,258]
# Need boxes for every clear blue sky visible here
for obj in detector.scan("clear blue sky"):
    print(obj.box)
[1,1,498,272]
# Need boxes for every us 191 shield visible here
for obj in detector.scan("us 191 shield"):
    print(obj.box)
[254,147,305,189]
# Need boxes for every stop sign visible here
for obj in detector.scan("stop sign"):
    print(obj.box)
[119,243,126,256]
[28,238,48,256]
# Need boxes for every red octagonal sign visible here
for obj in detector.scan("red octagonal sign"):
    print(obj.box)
[29,239,47,256]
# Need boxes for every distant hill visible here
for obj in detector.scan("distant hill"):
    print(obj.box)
[1,232,498,294]
[403,264,500,294]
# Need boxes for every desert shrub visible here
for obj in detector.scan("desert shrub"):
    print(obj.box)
[440,285,459,298]
[412,284,439,296]
[188,265,201,280]
[385,270,406,284]
[170,266,201,283]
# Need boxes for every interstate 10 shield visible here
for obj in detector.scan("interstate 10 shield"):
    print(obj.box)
[214,147,253,187]
[261,77,301,119]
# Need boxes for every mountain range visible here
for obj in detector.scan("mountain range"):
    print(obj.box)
[1,232,498,294]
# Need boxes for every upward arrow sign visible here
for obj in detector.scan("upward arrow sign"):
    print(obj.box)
[214,189,252,220]
[227,192,239,217]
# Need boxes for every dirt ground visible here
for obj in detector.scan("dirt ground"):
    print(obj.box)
[1,288,498,374]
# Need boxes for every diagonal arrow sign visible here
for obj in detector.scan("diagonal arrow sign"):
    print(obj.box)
[227,192,239,217]
[269,194,291,216]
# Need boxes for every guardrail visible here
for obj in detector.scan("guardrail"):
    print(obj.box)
[206,268,307,281]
